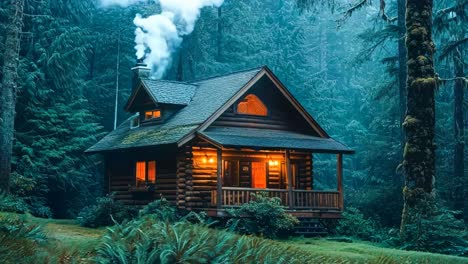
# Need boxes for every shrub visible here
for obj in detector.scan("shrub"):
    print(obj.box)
[334,207,385,242]
[226,192,299,238]
[399,208,467,256]
[139,197,177,221]
[0,213,46,262]
[78,195,137,227]
[0,193,29,214]
[95,217,326,264]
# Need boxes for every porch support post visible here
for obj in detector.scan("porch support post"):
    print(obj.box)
[337,153,344,210]
[216,148,222,209]
[285,150,294,209]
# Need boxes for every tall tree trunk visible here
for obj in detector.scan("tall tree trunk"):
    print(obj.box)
[397,0,407,147]
[0,0,24,193]
[400,0,436,239]
[452,46,465,221]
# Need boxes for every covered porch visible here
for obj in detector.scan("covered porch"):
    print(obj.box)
[193,127,353,217]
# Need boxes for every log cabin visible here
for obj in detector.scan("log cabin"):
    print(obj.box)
[86,64,354,226]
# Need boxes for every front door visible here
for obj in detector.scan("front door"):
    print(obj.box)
[251,162,267,188]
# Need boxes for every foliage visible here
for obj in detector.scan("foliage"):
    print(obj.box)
[398,207,468,256]
[96,216,323,264]
[227,192,299,238]
[138,197,177,221]
[78,195,137,228]
[0,192,30,214]
[0,213,46,262]
[334,207,385,242]
[1,212,466,264]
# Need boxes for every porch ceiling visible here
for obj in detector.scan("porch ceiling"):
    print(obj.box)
[199,127,354,154]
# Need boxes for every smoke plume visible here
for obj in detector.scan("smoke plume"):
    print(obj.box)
[101,0,224,78]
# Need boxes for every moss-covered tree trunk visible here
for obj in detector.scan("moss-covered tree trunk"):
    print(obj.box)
[397,0,407,147]
[400,0,436,239]
[0,0,24,193]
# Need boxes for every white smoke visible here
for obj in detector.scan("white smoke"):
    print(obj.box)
[101,0,224,78]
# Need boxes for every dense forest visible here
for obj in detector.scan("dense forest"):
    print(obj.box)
[0,0,467,262]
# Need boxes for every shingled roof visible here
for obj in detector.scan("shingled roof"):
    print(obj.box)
[142,80,197,106]
[86,67,263,153]
[199,127,354,154]
[86,66,353,154]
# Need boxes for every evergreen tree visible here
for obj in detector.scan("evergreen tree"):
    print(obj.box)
[0,0,24,193]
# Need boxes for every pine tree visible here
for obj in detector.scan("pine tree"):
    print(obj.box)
[0,0,24,193]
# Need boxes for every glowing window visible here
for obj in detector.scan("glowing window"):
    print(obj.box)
[135,160,156,186]
[251,162,267,188]
[144,110,161,120]
[136,161,146,186]
[237,94,267,116]
[147,161,156,183]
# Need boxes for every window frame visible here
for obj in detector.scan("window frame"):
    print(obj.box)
[143,109,162,121]
[235,94,269,117]
[135,160,157,187]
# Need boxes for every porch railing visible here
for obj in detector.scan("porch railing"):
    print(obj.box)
[211,187,341,210]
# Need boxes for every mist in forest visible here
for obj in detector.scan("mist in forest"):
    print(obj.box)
[0,0,466,261]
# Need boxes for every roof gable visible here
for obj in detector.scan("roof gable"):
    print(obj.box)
[125,79,197,111]
[177,66,329,146]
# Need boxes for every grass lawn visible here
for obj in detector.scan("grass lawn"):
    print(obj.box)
[2,212,467,263]
[285,237,467,263]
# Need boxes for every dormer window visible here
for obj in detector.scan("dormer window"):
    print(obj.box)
[236,94,268,117]
[144,110,161,120]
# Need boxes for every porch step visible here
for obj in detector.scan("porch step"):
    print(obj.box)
[294,218,328,237]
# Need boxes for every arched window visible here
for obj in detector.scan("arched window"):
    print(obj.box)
[236,94,268,116]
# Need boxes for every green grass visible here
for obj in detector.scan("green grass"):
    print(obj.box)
[1,212,466,263]
[1,212,104,263]
[286,237,467,263]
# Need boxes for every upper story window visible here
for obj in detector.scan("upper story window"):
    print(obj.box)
[136,160,156,187]
[144,110,161,121]
[236,94,268,117]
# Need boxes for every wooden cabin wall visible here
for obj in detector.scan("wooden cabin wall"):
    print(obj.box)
[106,149,178,206]
[176,145,193,210]
[211,76,319,136]
[291,152,313,190]
[179,142,219,210]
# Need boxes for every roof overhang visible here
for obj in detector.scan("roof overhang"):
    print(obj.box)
[197,127,354,154]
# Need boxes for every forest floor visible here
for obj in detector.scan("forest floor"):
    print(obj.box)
[4,212,467,263]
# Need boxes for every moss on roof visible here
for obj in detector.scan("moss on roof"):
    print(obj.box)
[86,68,263,153]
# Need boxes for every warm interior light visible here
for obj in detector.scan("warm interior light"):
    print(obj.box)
[145,110,161,120]
[202,153,209,164]
[269,159,278,166]
[237,94,267,116]
[208,158,215,163]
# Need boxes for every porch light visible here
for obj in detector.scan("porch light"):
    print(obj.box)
[268,159,278,166]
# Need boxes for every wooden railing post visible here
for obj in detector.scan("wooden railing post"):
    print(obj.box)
[337,153,344,210]
[285,150,294,209]
[216,148,223,209]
